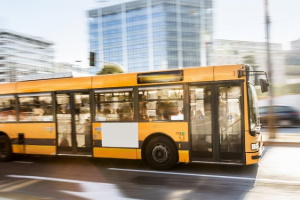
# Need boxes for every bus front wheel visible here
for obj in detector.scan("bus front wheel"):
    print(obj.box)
[145,136,178,170]
[0,135,12,162]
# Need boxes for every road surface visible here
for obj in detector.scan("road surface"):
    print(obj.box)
[0,145,300,200]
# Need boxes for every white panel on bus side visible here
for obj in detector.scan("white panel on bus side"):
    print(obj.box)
[101,123,138,148]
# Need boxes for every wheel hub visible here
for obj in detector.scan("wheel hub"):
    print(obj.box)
[152,144,169,163]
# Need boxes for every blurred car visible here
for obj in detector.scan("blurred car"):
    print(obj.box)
[259,105,300,127]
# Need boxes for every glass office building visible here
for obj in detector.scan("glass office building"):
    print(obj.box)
[88,0,213,74]
[0,30,54,83]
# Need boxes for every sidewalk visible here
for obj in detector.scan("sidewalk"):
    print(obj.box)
[262,131,300,147]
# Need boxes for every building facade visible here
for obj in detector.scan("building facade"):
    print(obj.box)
[0,30,54,83]
[53,62,91,76]
[285,39,300,84]
[291,38,300,50]
[88,0,213,74]
[212,39,285,84]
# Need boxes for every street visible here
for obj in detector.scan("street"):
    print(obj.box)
[0,129,300,200]
[262,126,300,134]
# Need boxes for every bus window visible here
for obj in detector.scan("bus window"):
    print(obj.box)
[138,85,184,121]
[74,93,91,148]
[0,95,16,122]
[248,83,259,132]
[190,86,212,153]
[56,93,71,148]
[94,88,134,121]
[18,93,53,122]
[218,85,242,155]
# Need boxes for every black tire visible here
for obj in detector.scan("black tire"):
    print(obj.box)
[0,135,13,162]
[145,136,178,170]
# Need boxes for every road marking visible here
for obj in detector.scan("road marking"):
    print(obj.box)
[0,180,40,192]
[7,175,85,184]
[0,180,25,189]
[108,168,300,185]
[6,175,136,200]
[13,161,34,164]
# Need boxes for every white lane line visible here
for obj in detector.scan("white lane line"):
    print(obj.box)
[13,161,34,164]
[7,175,85,184]
[108,168,300,185]
[6,175,136,200]
[0,180,25,189]
[0,180,40,192]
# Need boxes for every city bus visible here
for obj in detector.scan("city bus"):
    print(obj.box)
[0,64,268,169]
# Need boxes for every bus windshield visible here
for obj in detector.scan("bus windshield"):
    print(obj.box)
[248,83,259,131]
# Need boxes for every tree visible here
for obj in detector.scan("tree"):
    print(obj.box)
[243,55,260,85]
[243,55,259,70]
[97,65,123,75]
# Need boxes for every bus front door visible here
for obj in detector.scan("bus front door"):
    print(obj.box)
[56,92,92,155]
[189,83,243,164]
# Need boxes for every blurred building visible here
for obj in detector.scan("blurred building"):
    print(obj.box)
[291,38,300,50]
[212,39,285,84]
[53,62,91,76]
[285,39,300,84]
[88,0,213,74]
[0,29,54,83]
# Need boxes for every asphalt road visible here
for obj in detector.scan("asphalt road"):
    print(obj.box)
[0,137,300,199]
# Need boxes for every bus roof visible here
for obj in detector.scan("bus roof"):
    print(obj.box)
[0,64,246,94]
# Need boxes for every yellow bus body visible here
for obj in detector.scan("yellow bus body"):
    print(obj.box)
[0,64,263,167]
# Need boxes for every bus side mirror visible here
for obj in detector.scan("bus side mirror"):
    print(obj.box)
[260,79,269,93]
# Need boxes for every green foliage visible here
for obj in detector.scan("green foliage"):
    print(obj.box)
[97,65,124,75]
[243,55,255,64]
[274,83,300,95]
[256,83,300,99]
[243,55,259,70]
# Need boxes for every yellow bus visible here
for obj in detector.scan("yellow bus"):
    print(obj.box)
[0,64,268,169]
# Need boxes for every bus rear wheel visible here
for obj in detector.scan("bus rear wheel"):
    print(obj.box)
[0,135,12,162]
[145,136,178,170]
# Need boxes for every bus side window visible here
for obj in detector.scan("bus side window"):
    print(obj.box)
[138,85,184,121]
[94,88,134,122]
[0,95,16,122]
[18,93,53,122]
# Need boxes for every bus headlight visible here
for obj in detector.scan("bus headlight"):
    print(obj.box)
[251,143,260,151]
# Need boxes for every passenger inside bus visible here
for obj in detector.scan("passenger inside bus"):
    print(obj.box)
[117,102,133,121]
[0,101,15,121]
[32,105,45,116]
[102,103,112,114]
[195,135,211,151]
[156,101,180,120]
[59,134,70,147]
[139,102,149,120]
[96,102,134,121]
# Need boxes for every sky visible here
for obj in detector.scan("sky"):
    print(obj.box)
[0,0,299,67]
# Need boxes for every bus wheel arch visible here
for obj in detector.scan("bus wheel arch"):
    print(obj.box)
[0,132,13,162]
[142,133,178,170]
